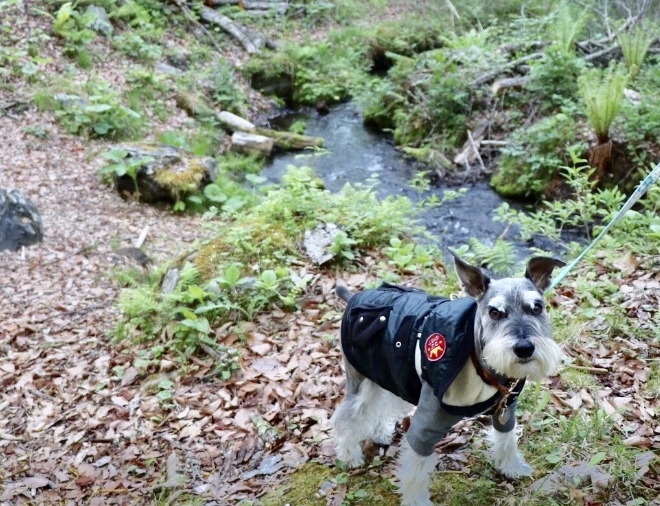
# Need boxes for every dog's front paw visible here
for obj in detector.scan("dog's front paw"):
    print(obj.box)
[400,492,433,506]
[335,447,365,468]
[499,458,533,479]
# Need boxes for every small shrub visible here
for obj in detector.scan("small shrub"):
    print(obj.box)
[527,45,585,111]
[495,150,626,242]
[491,113,579,199]
[45,80,144,139]
[207,59,248,114]
[112,33,162,61]
[244,35,371,105]
[383,48,476,149]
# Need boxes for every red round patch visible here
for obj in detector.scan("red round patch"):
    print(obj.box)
[424,333,446,362]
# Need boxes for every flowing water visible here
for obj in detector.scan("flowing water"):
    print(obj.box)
[262,102,552,259]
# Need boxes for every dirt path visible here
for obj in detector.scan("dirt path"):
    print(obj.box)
[0,104,346,505]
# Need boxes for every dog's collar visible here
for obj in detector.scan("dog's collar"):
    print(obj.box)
[470,351,520,423]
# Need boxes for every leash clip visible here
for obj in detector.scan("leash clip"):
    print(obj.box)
[495,379,520,424]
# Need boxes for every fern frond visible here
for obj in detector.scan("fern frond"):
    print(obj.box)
[578,63,628,143]
[551,7,588,52]
[617,21,657,79]
[467,238,517,277]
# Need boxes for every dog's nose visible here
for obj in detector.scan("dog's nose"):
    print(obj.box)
[513,340,535,359]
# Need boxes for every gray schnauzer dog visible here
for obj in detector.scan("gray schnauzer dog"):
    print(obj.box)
[332,252,565,506]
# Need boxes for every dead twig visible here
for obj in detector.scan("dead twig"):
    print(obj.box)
[565,364,610,375]
[135,226,150,248]
[467,130,486,173]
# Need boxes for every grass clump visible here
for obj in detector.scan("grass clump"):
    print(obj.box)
[260,462,398,506]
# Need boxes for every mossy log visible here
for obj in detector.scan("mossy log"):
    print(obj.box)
[254,128,324,150]
[231,132,275,156]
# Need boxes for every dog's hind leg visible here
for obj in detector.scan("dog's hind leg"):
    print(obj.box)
[369,389,411,447]
[331,361,375,467]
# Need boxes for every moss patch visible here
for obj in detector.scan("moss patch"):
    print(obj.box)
[260,462,399,506]
[153,156,209,199]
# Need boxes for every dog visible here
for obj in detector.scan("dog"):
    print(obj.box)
[331,252,565,506]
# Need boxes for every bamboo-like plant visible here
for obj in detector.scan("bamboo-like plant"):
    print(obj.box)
[578,63,628,144]
[617,22,656,79]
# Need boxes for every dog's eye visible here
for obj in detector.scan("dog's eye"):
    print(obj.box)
[531,302,543,315]
[488,308,504,320]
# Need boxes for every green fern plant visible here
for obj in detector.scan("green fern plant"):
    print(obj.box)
[617,22,656,79]
[578,63,628,143]
[551,6,588,52]
[466,238,518,277]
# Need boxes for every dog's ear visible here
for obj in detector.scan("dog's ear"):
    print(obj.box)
[525,257,566,292]
[451,250,490,299]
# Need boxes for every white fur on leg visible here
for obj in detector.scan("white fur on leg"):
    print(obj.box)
[487,425,532,478]
[397,439,436,506]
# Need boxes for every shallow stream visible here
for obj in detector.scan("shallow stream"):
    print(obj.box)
[262,102,544,259]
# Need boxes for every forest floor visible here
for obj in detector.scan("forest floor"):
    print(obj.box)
[1,3,660,506]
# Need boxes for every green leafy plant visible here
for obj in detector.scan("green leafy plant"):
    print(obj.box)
[617,22,656,79]
[112,33,162,61]
[451,238,517,277]
[329,231,357,261]
[41,79,144,139]
[207,59,248,114]
[579,63,628,144]
[491,112,580,199]
[52,2,99,64]
[99,148,154,198]
[527,45,585,111]
[549,6,587,52]
[495,149,625,243]
[384,237,436,274]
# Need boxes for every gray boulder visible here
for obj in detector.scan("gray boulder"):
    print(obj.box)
[0,189,43,251]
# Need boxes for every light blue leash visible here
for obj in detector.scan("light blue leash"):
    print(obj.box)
[549,161,660,290]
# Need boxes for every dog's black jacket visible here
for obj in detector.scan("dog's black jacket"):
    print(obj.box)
[340,283,525,416]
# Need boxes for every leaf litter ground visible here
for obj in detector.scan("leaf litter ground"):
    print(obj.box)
[2,23,660,506]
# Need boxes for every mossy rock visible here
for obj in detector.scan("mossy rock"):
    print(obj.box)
[114,143,217,204]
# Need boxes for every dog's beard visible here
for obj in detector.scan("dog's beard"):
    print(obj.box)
[482,334,562,381]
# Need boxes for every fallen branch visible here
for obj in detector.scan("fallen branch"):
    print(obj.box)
[584,44,619,62]
[170,0,224,54]
[566,364,610,375]
[197,4,265,54]
[471,52,543,87]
